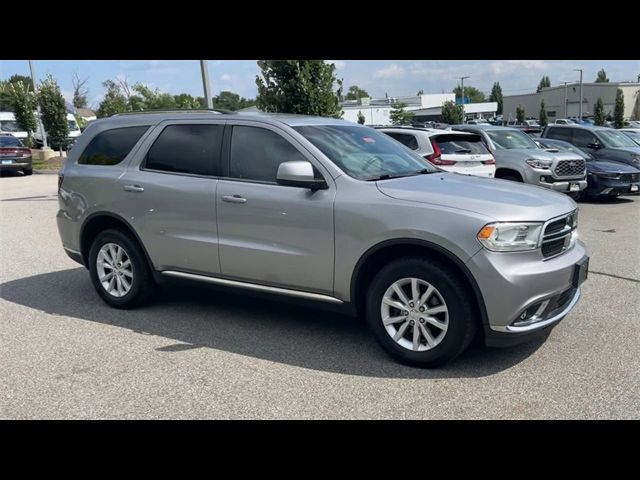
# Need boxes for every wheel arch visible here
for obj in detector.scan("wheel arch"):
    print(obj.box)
[350,238,489,326]
[495,168,524,181]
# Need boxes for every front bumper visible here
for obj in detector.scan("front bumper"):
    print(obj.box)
[585,175,640,197]
[466,240,588,346]
[539,178,587,192]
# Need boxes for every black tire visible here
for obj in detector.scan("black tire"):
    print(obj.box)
[88,228,155,309]
[568,191,581,201]
[23,168,33,176]
[365,257,477,367]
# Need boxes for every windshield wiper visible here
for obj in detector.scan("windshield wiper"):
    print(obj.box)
[365,169,434,181]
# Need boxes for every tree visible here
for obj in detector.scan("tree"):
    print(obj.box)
[536,76,551,93]
[38,75,69,153]
[516,105,525,124]
[132,83,176,110]
[345,85,370,101]
[0,75,35,110]
[595,69,609,83]
[452,85,485,103]
[357,110,365,125]
[389,102,415,125]
[539,99,548,128]
[614,88,625,128]
[173,93,203,109]
[256,60,343,117]
[213,91,257,111]
[441,100,464,124]
[97,80,129,117]
[6,81,38,146]
[489,82,503,114]
[72,72,89,109]
[594,97,606,126]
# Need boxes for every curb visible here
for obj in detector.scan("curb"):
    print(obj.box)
[34,170,59,175]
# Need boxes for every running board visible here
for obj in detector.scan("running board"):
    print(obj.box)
[161,270,344,304]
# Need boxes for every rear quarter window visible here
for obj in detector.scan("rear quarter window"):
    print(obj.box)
[78,126,150,166]
[546,127,572,142]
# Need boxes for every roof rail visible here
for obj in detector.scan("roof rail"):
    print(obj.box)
[110,108,235,117]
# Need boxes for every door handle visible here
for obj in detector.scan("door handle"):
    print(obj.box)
[123,185,145,193]
[222,195,247,204]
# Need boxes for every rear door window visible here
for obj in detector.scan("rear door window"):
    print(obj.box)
[572,129,597,148]
[545,127,573,142]
[79,126,150,166]
[431,134,490,154]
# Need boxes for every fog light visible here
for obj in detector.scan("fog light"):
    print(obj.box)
[512,299,550,327]
[540,176,548,183]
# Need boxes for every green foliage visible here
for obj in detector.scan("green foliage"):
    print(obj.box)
[6,81,38,144]
[489,82,503,114]
[452,85,485,103]
[38,74,69,149]
[593,97,606,126]
[441,100,464,124]
[213,91,257,111]
[173,93,204,109]
[516,105,525,124]
[345,85,370,101]
[614,88,625,128]
[389,103,415,125]
[595,69,609,83]
[536,76,551,93]
[1,75,35,111]
[132,83,176,110]
[539,100,548,128]
[97,80,130,117]
[256,60,343,117]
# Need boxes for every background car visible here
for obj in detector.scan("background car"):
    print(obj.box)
[537,138,640,199]
[0,112,28,141]
[378,127,496,177]
[0,134,33,175]
[620,128,640,146]
[542,124,640,169]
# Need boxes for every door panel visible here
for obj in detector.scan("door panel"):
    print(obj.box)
[217,180,334,294]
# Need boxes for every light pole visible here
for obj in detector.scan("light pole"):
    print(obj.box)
[561,81,570,118]
[459,76,469,122]
[200,60,213,109]
[574,69,583,120]
[28,60,47,149]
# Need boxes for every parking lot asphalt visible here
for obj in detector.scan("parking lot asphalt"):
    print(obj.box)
[1,172,639,419]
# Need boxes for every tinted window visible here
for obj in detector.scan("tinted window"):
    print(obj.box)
[145,124,223,176]
[294,125,436,180]
[384,132,419,150]
[79,126,149,166]
[486,129,538,150]
[546,127,573,142]
[572,129,597,148]
[431,134,490,155]
[0,136,22,147]
[597,129,638,148]
[229,126,306,182]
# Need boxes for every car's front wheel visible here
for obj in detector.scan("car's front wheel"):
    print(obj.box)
[88,229,155,309]
[365,257,477,367]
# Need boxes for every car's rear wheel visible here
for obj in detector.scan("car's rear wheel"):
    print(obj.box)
[365,257,477,367]
[88,229,155,309]
[23,168,33,176]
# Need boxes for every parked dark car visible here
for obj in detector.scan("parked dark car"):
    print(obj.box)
[537,138,640,198]
[542,124,640,169]
[0,134,32,175]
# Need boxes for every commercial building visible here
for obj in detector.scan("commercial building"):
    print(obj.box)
[503,82,640,122]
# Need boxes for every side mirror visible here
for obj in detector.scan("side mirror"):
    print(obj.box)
[587,142,602,150]
[276,161,327,190]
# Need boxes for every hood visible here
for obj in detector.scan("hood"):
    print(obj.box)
[588,160,640,173]
[609,146,640,154]
[507,148,582,160]
[376,172,576,222]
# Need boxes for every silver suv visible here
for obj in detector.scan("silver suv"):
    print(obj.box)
[57,111,589,367]
[453,125,588,196]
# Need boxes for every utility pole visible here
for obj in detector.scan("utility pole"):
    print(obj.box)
[561,81,570,118]
[28,60,47,149]
[200,60,213,109]
[459,76,469,122]
[574,69,583,120]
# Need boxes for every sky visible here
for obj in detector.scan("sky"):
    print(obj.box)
[1,60,638,109]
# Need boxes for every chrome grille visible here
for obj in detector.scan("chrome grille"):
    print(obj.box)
[541,211,577,259]
[554,159,585,177]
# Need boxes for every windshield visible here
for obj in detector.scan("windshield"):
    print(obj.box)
[293,125,438,180]
[621,130,640,145]
[597,129,638,148]
[68,120,80,131]
[0,120,21,132]
[0,136,23,147]
[486,129,539,150]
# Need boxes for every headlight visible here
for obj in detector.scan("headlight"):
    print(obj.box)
[592,171,620,179]
[477,222,544,252]
[526,158,553,169]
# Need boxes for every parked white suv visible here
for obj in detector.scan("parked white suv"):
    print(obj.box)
[379,127,496,177]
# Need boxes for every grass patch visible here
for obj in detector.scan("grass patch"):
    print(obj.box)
[32,156,65,171]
